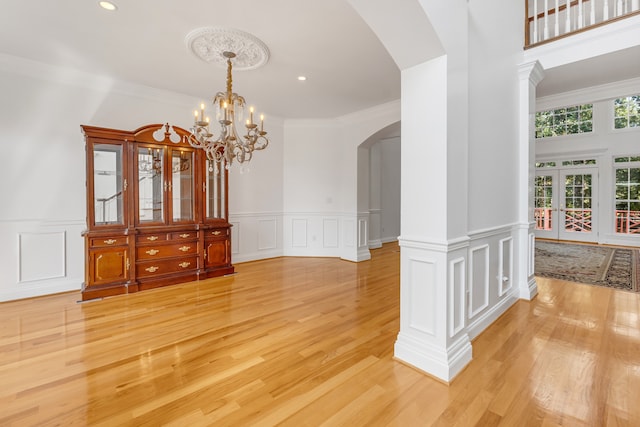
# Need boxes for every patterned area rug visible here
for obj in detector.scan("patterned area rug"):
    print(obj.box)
[535,241,640,292]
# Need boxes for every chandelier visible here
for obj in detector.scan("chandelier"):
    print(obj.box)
[185,50,269,169]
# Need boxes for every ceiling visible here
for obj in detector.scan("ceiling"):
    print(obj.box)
[0,0,400,120]
[1,1,637,120]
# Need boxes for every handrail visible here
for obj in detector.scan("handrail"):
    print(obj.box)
[525,0,640,48]
[527,0,591,22]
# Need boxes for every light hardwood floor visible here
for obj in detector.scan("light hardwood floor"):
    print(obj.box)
[1,242,639,426]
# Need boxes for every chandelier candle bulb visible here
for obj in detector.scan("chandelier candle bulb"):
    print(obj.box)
[249,107,254,124]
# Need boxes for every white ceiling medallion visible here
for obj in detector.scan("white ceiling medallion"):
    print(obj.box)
[185,27,270,71]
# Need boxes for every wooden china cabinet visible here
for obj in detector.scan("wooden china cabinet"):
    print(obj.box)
[81,123,233,301]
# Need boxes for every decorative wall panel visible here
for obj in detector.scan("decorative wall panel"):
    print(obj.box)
[449,257,466,337]
[258,219,277,250]
[323,218,339,248]
[18,232,66,282]
[469,244,489,318]
[408,257,436,336]
[292,219,308,248]
[499,237,513,296]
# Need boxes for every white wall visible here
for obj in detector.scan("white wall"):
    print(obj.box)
[467,0,523,231]
[0,53,285,301]
[282,102,400,262]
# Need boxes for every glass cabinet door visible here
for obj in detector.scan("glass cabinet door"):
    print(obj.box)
[137,146,165,224]
[93,143,124,226]
[171,149,194,222]
[206,160,226,220]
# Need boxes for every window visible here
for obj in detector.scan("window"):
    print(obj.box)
[535,161,556,168]
[614,95,640,129]
[561,159,596,167]
[614,156,640,235]
[535,104,593,138]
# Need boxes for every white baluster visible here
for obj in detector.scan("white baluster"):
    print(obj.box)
[590,0,595,25]
[633,0,639,12]
[533,0,539,43]
[578,0,584,29]
[555,0,560,36]
[565,0,572,33]
[544,0,549,39]
[617,0,623,16]
[604,0,609,20]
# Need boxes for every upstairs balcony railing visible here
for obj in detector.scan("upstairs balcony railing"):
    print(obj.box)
[525,0,640,47]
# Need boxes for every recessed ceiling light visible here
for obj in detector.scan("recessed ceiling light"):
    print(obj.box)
[99,1,118,11]
[297,76,307,81]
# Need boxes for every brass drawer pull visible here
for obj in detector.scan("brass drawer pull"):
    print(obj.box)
[212,231,221,236]
[147,236,159,241]
[179,233,190,238]
[179,262,191,268]
[179,246,191,252]
[145,266,159,273]
[146,249,160,256]
[104,239,117,245]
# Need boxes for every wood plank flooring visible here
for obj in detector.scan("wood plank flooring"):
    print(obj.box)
[1,242,639,426]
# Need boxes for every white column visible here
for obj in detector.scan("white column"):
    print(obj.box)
[395,55,471,383]
[516,61,545,301]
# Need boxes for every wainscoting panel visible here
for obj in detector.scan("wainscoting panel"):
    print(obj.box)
[358,218,368,248]
[499,237,513,296]
[18,231,66,282]
[291,219,308,248]
[465,224,522,339]
[528,232,536,277]
[1,220,84,302]
[468,244,490,319]
[323,218,339,248]
[281,213,371,260]
[449,257,466,337]
[228,213,283,263]
[258,219,277,251]
[408,256,437,336]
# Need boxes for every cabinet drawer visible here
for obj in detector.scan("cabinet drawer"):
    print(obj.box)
[136,256,198,278]
[207,228,229,239]
[90,236,128,247]
[136,234,168,244]
[136,242,198,260]
[170,231,198,241]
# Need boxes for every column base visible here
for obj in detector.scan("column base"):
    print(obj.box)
[394,332,472,383]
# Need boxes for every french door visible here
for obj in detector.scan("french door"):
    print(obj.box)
[534,168,598,242]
